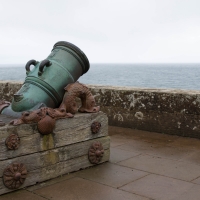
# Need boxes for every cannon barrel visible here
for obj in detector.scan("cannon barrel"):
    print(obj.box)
[1,41,90,117]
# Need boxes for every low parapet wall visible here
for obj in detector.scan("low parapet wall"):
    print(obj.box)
[1,81,200,138]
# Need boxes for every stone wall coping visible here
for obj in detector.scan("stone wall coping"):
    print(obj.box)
[0,80,23,84]
[1,80,200,95]
[87,84,200,95]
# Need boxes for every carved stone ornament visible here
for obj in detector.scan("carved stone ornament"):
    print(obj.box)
[88,141,104,164]
[3,163,27,189]
[59,82,100,114]
[5,134,20,150]
[91,121,101,134]
[10,107,73,135]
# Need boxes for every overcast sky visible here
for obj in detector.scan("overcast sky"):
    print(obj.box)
[0,0,200,64]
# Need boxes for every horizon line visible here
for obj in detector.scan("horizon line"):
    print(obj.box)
[0,62,200,66]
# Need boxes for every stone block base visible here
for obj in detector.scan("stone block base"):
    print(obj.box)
[0,111,110,195]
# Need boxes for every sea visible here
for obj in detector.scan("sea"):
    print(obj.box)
[0,63,200,91]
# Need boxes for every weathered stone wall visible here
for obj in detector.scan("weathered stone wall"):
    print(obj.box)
[1,81,200,138]
[89,85,200,138]
[0,81,22,101]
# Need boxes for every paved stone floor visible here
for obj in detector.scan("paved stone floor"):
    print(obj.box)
[1,126,200,200]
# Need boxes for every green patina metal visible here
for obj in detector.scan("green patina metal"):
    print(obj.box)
[1,41,89,117]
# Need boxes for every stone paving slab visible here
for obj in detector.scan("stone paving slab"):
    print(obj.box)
[167,136,200,150]
[118,154,200,181]
[170,184,200,200]
[191,176,200,185]
[26,174,75,192]
[109,147,140,163]
[115,140,192,161]
[179,150,200,166]
[33,177,150,200]
[74,162,148,188]
[0,190,46,200]
[110,136,131,147]
[120,174,198,200]
[109,126,179,144]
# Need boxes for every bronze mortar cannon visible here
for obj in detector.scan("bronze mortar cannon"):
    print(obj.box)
[0,41,100,134]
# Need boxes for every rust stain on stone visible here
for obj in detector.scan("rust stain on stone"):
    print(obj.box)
[42,134,55,151]
[43,151,59,166]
